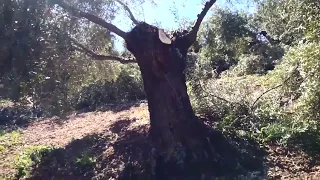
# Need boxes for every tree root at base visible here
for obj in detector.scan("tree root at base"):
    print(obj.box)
[119,130,266,180]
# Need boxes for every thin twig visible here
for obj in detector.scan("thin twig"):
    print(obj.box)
[55,0,127,39]
[71,39,136,64]
[115,0,139,25]
[49,24,136,64]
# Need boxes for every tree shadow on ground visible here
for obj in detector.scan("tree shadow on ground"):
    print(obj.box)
[287,130,320,164]
[28,117,268,180]
[28,133,108,180]
[28,117,150,180]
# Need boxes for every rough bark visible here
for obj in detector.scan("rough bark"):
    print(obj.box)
[125,22,216,161]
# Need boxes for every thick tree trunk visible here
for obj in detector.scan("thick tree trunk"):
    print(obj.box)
[125,23,215,160]
[123,22,263,179]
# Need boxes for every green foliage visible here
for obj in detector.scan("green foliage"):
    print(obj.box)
[208,42,320,145]
[255,0,320,45]
[225,43,285,76]
[13,145,53,179]
[76,153,96,167]
[194,7,285,78]
[0,0,49,102]
[74,64,145,110]
[0,99,13,107]
[0,145,5,152]
[303,0,320,42]
[0,131,22,150]
[0,0,148,118]
[0,129,5,136]
[227,54,266,76]
[0,131,53,179]
[259,122,292,143]
[254,0,303,45]
[272,43,320,125]
[185,0,319,152]
[196,8,253,76]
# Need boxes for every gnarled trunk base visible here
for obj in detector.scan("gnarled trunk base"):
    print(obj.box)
[125,22,212,156]
[122,22,264,179]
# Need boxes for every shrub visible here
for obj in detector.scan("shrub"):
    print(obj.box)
[226,54,266,76]
[73,65,145,111]
[246,42,320,144]
[0,130,22,151]
[0,106,43,125]
[13,145,53,179]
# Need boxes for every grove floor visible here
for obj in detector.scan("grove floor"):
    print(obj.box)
[0,103,319,179]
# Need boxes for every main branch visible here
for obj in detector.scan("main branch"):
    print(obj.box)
[54,0,127,39]
[184,0,217,46]
[71,38,136,64]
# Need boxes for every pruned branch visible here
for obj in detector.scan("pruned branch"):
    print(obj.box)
[71,38,136,64]
[191,0,217,36]
[115,0,139,25]
[54,0,127,39]
[184,0,216,46]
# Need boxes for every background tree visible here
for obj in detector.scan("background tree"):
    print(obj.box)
[0,0,139,116]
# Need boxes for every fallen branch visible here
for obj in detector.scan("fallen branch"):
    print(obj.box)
[251,65,300,109]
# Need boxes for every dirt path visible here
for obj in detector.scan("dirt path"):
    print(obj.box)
[1,102,320,179]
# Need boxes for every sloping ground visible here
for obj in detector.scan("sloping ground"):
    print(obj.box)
[0,102,320,179]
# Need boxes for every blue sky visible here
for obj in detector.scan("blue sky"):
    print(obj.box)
[112,0,256,51]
